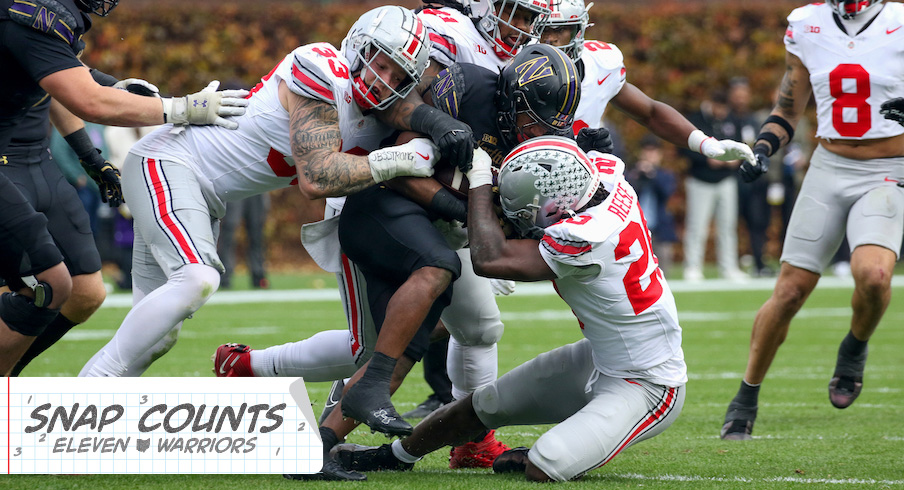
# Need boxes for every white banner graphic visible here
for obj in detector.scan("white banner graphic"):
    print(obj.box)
[0,377,322,474]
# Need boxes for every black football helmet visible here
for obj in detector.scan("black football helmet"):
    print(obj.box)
[496,43,581,148]
[76,0,120,17]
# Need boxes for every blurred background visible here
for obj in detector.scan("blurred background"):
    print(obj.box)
[75,0,825,284]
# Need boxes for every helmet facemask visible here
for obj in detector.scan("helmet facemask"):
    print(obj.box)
[540,0,592,61]
[76,0,119,16]
[829,0,884,20]
[350,44,417,110]
[477,0,552,58]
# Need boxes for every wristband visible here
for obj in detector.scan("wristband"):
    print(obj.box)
[763,115,795,140]
[754,133,781,157]
[89,68,119,87]
[63,128,97,159]
[687,129,715,154]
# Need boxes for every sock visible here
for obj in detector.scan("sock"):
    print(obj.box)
[735,380,761,407]
[253,330,358,381]
[361,352,397,386]
[320,426,341,459]
[391,439,422,463]
[11,314,78,376]
[839,331,868,358]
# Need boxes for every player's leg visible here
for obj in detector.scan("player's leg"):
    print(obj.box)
[714,177,742,278]
[682,177,717,280]
[81,155,222,377]
[337,186,459,435]
[829,176,904,408]
[722,145,852,438]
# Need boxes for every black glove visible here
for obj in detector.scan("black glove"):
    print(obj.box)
[575,127,614,154]
[410,104,475,173]
[880,97,904,127]
[739,144,770,183]
[80,149,124,207]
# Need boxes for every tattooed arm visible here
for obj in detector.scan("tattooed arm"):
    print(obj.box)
[758,52,812,152]
[282,82,384,199]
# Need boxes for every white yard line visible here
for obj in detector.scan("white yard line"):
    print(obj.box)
[612,473,904,485]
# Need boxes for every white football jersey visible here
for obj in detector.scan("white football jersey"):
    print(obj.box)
[785,2,904,140]
[417,7,512,71]
[130,42,393,206]
[573,40,627,134]
[539,173,686,387]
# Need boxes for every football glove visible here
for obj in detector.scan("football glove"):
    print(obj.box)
[489,279,516,296]
[113,78,160,97]
[575,127,614,154]
[80,149,123,207]
[410,104,475,173]
[689,129,756,164]
[739,144,770,183]
[162,81,250,130]
[368,138,438,183]
[465,148,493,189]
[880,98,904,127]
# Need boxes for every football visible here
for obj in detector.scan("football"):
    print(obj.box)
[394,130,471,199]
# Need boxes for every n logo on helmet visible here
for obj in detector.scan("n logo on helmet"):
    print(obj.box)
[514,56,554,86]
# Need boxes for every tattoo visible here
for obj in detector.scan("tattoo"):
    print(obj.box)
[374,89,420,129]
[290,97,375,197]
[776,64,796,114]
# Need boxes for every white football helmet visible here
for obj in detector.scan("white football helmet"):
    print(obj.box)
[828,0,883,20]
[540,0,592,61]
[466,0,552,58]
[342,6,431,110]
[497,136,600,239]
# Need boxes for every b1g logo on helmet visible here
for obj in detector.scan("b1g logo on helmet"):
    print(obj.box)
[514,55,554,87]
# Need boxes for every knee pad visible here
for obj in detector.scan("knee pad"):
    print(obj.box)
[0,292,60,336]
[172,264,221,307]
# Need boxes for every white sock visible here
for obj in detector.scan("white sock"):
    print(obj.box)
[447,337,498,400]
[251,329,359,381]
[391,439,422,463]
[80,264,220,377]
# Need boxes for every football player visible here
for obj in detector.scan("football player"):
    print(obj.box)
[330,137,687,482]
[722,0,904,439]
[79,6,455,380]
[0,0,248,373]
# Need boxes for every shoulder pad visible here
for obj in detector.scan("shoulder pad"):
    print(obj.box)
[787,4,817,24]
[288,43,347,105]
[431,63,467,119]
[581,40,625,72]
[8,0,78,46]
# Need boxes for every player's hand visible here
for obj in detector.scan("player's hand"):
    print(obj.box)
[368,138,438,183]
[466,147,493,189]
[431,117,475,174]
[489,279,516,296]
[113,78,160,97]
[880,98,904,127]
[80,149,123,207]
[739,144,770,183]
[162,81,250,130]
[575,127,614,154]
[700,137,756,166]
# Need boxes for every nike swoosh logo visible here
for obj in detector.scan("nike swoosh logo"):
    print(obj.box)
[218,354,238,375]
[885,177,900,183]
[888,26,902,34]
[597,74,610,85]
[416,152,430,160]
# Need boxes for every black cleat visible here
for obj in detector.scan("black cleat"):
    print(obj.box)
[401,394,445,419]
[331,443,414,472]
[492,447,530,474]
[341,381,412,437]
[318,379,345,425]
[720,398,757,441]
[283,459,367,482]
[829,343,867,409]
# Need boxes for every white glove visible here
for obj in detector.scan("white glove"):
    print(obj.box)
[113,78,160,97]
[368,137,438,183]
[689,129,756,165]
[466,147,493,189]
[161,80,250,130]
[489,278,516,296]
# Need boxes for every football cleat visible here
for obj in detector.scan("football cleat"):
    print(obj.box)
[330,443,415,472]
[449,430,510,469]
[318,378,345,425]
[212,343,254,377]
[720,398,757,441]
[492,446,530,474]
[341,380,412,437]
[829,342,867,409]
[283,459,366,482]
[401,394,445,419]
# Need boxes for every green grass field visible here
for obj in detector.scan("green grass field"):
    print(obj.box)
[7,274,904,489]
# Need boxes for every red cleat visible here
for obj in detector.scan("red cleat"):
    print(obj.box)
[213,343,254,377]
[449,430,510,469]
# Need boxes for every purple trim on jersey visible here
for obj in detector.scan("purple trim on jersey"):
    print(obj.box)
[9,1,76,45]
